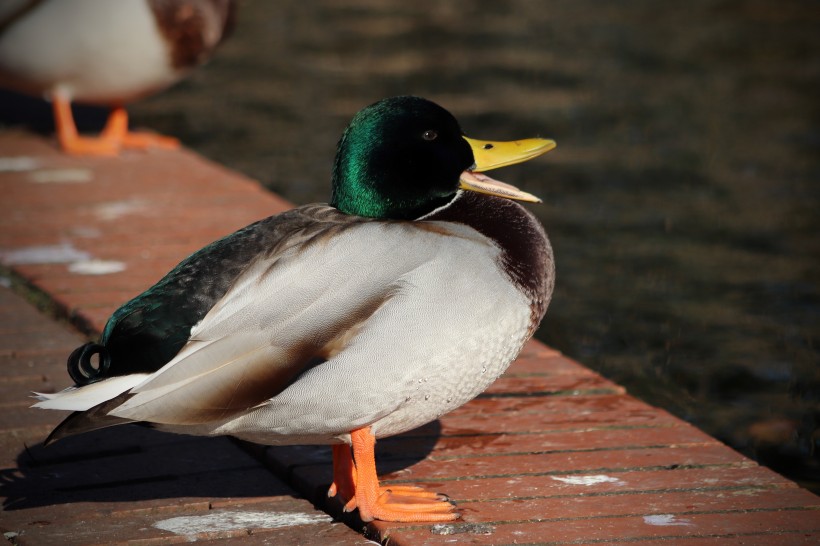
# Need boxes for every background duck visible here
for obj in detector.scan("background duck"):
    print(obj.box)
[33,96,556,522]
[0,0,236,155]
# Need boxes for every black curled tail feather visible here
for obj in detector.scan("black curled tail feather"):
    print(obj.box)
[67,343,111,385]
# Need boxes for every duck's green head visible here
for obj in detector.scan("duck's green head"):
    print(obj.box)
[331,96,556,219]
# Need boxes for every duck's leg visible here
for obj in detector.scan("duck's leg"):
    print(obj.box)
[328,443,358,511]
[330,443,436,512]
[329,443,442,512]
[101,107,179,150]
[350,426,458,522]
[52,93,119,156]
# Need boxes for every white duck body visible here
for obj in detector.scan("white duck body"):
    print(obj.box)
[0,0,233,104]
[36,193,553,446]
[174,205,537,444]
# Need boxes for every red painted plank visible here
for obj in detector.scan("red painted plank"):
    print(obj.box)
[376,510,820,545]
[444,487,819,523]
[415,395,683,435]
[377,422,719,460]
[278,443,754,487]
[402,466,798,502]
[484,373,624,396]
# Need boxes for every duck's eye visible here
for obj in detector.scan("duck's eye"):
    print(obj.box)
[422,130,438,141]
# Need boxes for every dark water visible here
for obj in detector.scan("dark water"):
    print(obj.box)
[33,1,820,488]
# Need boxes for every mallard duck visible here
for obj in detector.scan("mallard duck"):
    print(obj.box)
[0,0,236,155]
[34,96,556,522]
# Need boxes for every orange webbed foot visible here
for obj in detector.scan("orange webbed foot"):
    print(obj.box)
[102,108,180,151]
[348,427,458,522]
[52,96,178,155]
[120,131,180,150]
[58,135,121,156]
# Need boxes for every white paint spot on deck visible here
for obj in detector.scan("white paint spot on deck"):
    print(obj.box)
[551,474,625,486]
[29,168,93,183]
[644,514,694,527]
[430,523,495,536]
[68,259,127,275]
[1,244,125,275]
[0,157,40,172]
[154,510,332,536]
[0,243,90,265]
[68,226,103,239]
[93,198,148,220]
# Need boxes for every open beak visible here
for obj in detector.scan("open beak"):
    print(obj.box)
[459,137,556,203]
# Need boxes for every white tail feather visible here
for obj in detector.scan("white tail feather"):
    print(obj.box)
[31,374,150,412]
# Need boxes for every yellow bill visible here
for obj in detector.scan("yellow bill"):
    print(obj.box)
[459,137,556,203]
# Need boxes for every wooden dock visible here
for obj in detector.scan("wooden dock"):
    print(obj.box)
[1,132,817,544]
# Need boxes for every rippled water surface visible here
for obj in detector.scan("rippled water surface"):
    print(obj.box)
[28,1,820,488]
